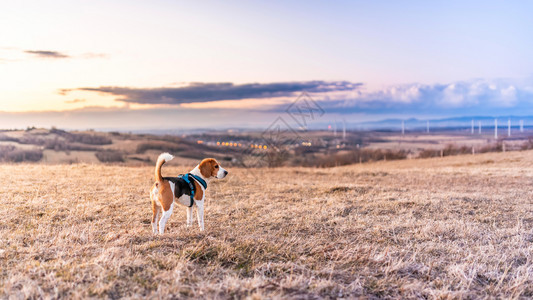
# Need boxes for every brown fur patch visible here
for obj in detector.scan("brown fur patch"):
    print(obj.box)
[157,181,174,211]
[193,180,204,200]
[199,158,219,178]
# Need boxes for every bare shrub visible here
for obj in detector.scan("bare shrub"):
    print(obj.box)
[136,141,186,154]
[0,134,20,142]
[479,142,502,153]
[18,136,46,145]
[418,148,441,158]
[44,138,68,151]
[95,150,124,163]
[302,148,407,167]
[69,133,112,145]
[0,145,16,158]
[443,144,470,156]
[265,149,290,167]
[521,138,533,150]
[179,150,209,160]
[50,128,112,145]
[0,146,43,162]
[44,138,98,151]
[419,143,503,159]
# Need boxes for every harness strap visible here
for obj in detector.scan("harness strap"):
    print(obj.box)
[178,174,195,207]
[177,173,207,207]
[188,173,207,190]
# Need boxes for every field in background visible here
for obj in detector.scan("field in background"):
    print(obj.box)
[0,151,532,298]
[2,127,533,168]
[0,128,213,165]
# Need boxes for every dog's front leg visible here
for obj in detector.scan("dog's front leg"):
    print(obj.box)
[195,200,204,231]
[186,206,194,227]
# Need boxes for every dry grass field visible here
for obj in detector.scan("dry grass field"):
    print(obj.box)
[1,151,532,299]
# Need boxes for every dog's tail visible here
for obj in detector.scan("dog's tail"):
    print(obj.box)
[155,152,174,182]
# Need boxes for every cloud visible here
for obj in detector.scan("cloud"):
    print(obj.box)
[57,78,533,118]
[81,52,109,59]
[309,78,533,115]
[61,81,363,104]
[64,99,86,104]
[4,78,533,130]
[1,48,108,62]
[25,50,70,59]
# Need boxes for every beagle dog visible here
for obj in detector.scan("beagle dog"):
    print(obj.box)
[150,153,228,234]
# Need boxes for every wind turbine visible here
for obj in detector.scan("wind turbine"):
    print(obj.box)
[494,118,498,139]
[342,119,346,140]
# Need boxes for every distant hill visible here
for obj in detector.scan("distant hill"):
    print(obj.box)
[0,128,231,165]
[329,116,533,131]
[2,126,533,166]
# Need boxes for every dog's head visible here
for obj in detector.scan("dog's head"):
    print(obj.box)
[199,158,228,179]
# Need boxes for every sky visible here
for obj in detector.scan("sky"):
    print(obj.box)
[1,0,532,130]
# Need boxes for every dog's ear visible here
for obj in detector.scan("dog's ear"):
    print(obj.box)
[199,158,215,178]
[210,160,219,177]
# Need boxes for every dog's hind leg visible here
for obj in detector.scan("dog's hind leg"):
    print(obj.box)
[150,186,161,234]
[151,201,161,234]
[159,203,174,234]
[157,182,174,234]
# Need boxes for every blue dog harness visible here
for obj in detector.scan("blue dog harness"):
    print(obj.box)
[178,173,207,207]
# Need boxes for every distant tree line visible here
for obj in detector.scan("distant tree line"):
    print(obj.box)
[0,145,43,162]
